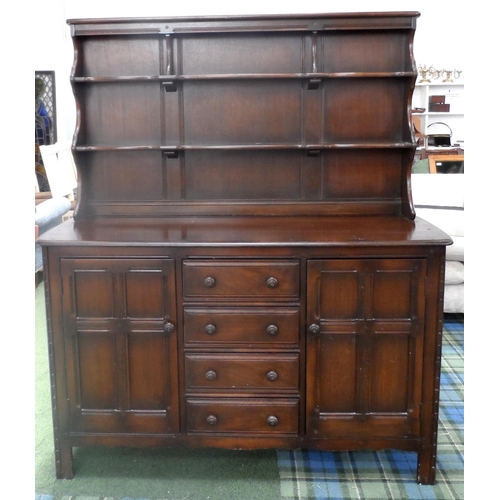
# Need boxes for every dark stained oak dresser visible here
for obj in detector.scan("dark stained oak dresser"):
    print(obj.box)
[38,12,452,484]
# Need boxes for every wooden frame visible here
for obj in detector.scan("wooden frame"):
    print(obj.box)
[428,154,464,174]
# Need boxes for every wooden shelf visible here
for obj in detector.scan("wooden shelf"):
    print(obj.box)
[74,142,416,152]
[73,72,417,82]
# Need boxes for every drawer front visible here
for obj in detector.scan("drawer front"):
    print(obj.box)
[183,260,300,300]
[184,307,300,347]
[186,398,299,434]
[185,353,299,392]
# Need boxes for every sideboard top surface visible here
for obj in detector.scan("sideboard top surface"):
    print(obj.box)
[38,215,451,248]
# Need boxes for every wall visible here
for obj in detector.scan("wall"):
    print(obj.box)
[35,0,466,143]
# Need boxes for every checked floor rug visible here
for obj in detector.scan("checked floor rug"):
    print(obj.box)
[277,315,464,500]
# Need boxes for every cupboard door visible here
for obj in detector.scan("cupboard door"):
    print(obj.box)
[61,258,179,434]
[306,259,426,439]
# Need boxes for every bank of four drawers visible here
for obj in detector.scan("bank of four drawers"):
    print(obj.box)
[183,260,300,434]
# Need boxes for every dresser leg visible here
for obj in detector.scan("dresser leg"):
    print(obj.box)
[55,443,74,479]
[416,448,437,485]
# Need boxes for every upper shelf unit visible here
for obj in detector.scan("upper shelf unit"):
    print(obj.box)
[67,13,420,220]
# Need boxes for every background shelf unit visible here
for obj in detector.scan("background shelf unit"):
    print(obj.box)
[412,81,464,149]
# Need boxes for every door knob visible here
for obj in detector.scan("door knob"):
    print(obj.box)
[308,323,320,335]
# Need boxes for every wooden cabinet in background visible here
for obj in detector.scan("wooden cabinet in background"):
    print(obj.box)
[39,12,451,485]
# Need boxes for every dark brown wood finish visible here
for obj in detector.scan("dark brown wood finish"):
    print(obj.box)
[39,12,451,485]
[69,12,419,220]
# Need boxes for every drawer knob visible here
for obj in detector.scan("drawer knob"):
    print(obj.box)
[204,276,216,288]
[205,324,217,335]
[266,370,279,382]
[206,415,218,426]
[205,370,217,381]
[266,324,279,336]
[164,322,175,334]
[266,277,279,288]
[267,415,279,427]
[308,323,321,335]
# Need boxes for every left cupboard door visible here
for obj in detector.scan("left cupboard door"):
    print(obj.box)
[60,258,179,435]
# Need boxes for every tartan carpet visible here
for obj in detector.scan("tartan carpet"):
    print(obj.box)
[277,314,464,500]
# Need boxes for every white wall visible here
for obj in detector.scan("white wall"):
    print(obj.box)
[35,0,466,143]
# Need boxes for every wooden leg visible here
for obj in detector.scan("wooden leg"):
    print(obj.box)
[417,447,437,485]
[55,442,74,479]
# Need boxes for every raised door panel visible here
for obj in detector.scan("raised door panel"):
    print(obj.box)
[61,258,178,434]
[306,259,425,439]
[77,331,117,410]
[127,332,169,411]
[73,268,114,317]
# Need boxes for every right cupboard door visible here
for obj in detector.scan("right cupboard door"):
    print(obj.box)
[306,259,426,439]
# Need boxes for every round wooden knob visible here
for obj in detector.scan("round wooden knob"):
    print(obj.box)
[204,276,216,288]
[266,324,279,336]
[267,415,279,427]
[206,415,218,426]
[205,324,216,335]
[205,370,217,381]
[266,370,279,382]
[164,322,175,334]
[308,323,320,335]
[266,277,279,288]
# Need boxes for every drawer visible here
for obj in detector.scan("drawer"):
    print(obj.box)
[183,260,300,300]
[184,307,300,347]
[186,397,299,434]
[185,353,299,392]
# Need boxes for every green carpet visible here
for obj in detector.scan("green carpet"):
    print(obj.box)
[35,283,281,500]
